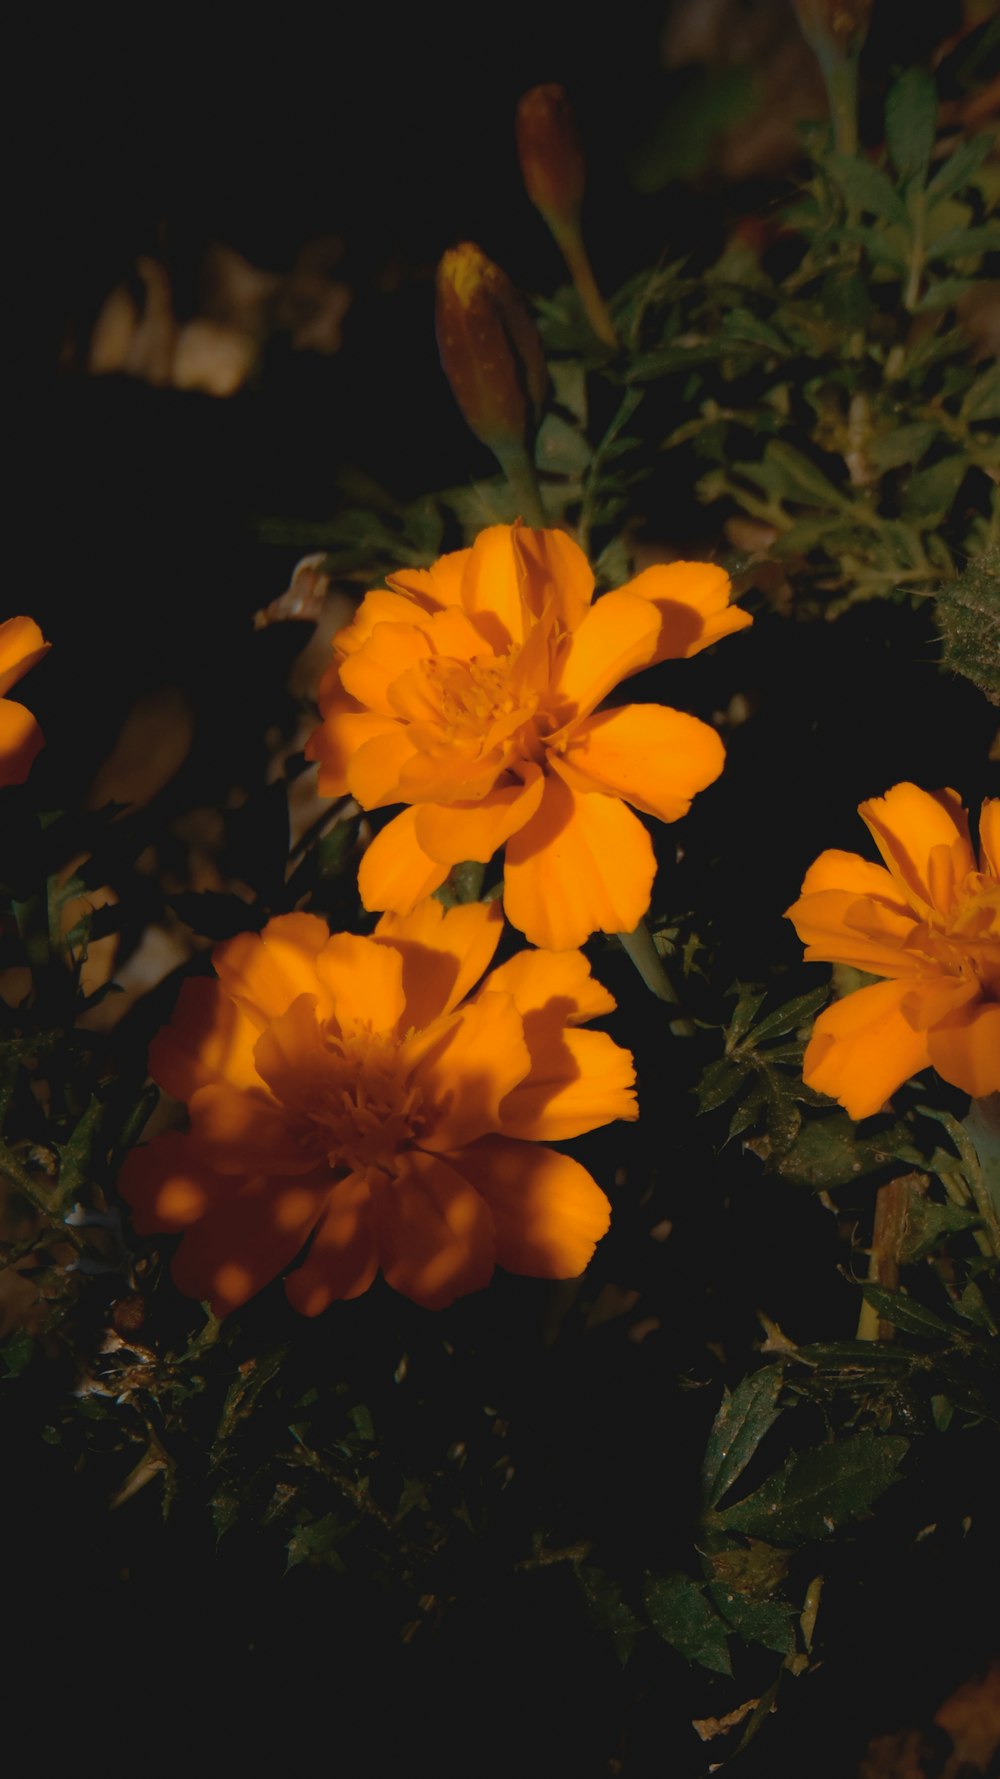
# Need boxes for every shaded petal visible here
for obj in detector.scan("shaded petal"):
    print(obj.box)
[480,947,616,1024]
[551,591,660,721]
[859,783,976,916]
[797,848,912,909]
[414,768,544,865]
[450,1135,610,1278]
[305,689,407,801]
[460,525,524,651]
[403,991,531,1151]
[802,980,932,1120]
[503,770,656,950]
[0,616,49,697]
[213,914,333,1029]
[315,932,406,1035]
[927,1001,1000,1098]
[171,1170,329,1314]
[424,605,498,660]
[284,1173,378,1313]
[980,799,1000,880]
[512,525,594,629]
[0,698,45,788]
[616,562,751,662]
[347,725,421,809]
[368,1148,495,1309]
[187,1081,313,1174]
[148,976,263,1103]
[900,974,980,1032]
[560,703,724,822]
[252,994,333,1113]
[374,897,504,1029]
[357,807,451,914]
[388,549,470,612]
[339,621,432,717]
[395,741,505,805]
[784,889,924,977]
[118,1130,244,1234]
[499,1024,637,1141]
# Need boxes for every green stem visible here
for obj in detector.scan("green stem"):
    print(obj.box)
[493,441,546,529]
[617,920,693,1032]
[553,225,618,350]
[823,51,859,159]
[904,192,926,314]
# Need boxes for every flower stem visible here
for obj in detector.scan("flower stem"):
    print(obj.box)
[553,225,618,350]
[493,441,546,529]
[617,919,693,1031]
[961,1092,1000,1259]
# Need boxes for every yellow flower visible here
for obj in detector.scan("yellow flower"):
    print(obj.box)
[119,899,636,1314]
[305,524,750,950]
[0,617,49,788]
[786,784,1000,1118]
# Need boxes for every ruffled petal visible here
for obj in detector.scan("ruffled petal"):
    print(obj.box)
[498,1025,637,1141]
[615,562,751,662]
[337,588,441,657]
[315,933,406,1035]
[449,1135,611,1278]
[413,768,544,865]
[0,616,49,697]
[403,990,531,1152]
[460,525,525,651]
[802,980,933,1120]
[338,621,432,717]
[927,1001,1000,1098]
[503,770,656,950]
[305,684,408,801]
[513,525,594,630]
[284,1173,378,1313]
[346,725,422,809]
[480,947,616,1024]
[148,976,263,1103]
[388,549,470,612]
[0,698,45,788]
[373,898,504,1029]
[784,888,924,977]
[559,703,724,822]
[551,591,660,722]
[357,808,451,914]
[979,799,1000,880]
[212,914,333,1029]
[859,784,976,916]
[171,1171,330,1314]
[117,1130,243,1234]
[797,849,912,909]
[251,994,335,1114]
[369,1148,496,1309]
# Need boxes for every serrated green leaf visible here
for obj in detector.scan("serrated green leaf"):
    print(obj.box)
[825,154,908,227]
[707,1584,797,1655]
[926,133,995,205]
[897,1194,982,1264]
[643,1574,732,1675]
[725,986,768,1050]
[749,987,830,1046]
[860,1284,958,1339]
[868,422,939,473]
[716,1432,909,1542]
[886,69,937,187]
[765,441,845,507]
[936,547,1000,705]
[902,454,968,524]
[697,1057,748,1114]
[286,1511,357,1573]
[212,1347,289,1460]
[772,1113,916,1190]
[702,1366,784,1508]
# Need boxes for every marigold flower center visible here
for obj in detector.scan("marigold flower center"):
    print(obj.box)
[418,648,569,766]
[297,1028,423,1176]
[909,870,1000,990]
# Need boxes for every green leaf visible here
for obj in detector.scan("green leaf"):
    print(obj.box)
[928,223,1000,261]
[771,1113,914,1190]
[749,986,830,1046]
[936,547,1000,706]
[286,1511,357,1573]
[896,1195,982,1264]
[696,1056,747,1115]
[702,1366,784,1509]
[643,1574,732,1675]
[964,363,1000,423]
[577,1565,642,1665]
[716,1432,909,1543]
[54,1096,106,1210]
[861,1284,960,1341]
[708,1584,796,1656]
[725,985,767,1050]
[825,154,908,227]
[534,413,592,478]
[212,1347,288,1460]
[926,133,995,205]
[916,278,976,312]
[867,422,938,473]
[902,455,968,524]
[1,1327,35,1378]
[886,69,937,187]
[764,442,845,507]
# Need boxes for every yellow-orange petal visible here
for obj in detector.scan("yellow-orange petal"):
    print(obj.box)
[284,1173,378,1314]
[395,741,505,805]
[459,525,525,652]
[927,1001,1000,1097]
[346,725,421,809]
[551,590,660,721]
[404,990,531,1152]
[480,947,616,1024]
[212,914,333,1030]
[315,932,406,1035]
[784,888,923,978]
[503,771,656,950]
[388,549,470,613]
[899,974,981,1032]
[423,604,498,661]
[373,897,504,1029]
[802,979,933,1120]
[305,692,403,800]
[187,1081,309,1174]
[0,698,45,788]
[369,1148,496,1309]
[357,807,451,914]
[171,1171,329,1314]
[118,1131,243,1234]
[251,993,335,1117]
[450,1135,610,1278]
[797,848,911,908]
[338,620,432,717]
[615,561,751,662]
[0,616,49,697]
[980,799,1000,880]
[499,1025,637,1141]
[148,977,263,1103]
[859,783,976,916]
[414,768,545,866]
[513,525,594,630]
[337,588,438,659]
[559,703,724,822]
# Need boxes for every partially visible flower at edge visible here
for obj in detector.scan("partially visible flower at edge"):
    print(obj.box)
[785,783,1000,1118]
[119,898,636,1315]
[305,523,751,951]
[0,617,50,788]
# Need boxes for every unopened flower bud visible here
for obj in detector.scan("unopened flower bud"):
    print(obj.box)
[435,242,548,454]
[792,0,872,60]
[516,84,585,239]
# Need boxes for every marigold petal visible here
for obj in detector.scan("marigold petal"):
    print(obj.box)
[499,1025,637,1141]
[784,889,923,978]
[927,1001,1000,1098]
[0,616,49,697]
[480,948,616,1024]
[305,692,407,800]
[369,1148,495,1309]
[449,1135,610,1278]
[148,977,263,1103]
[616,562,750,661]
[346,725,421,809]
[284,1173,378,1313]
[252,994,334,1114]
[337,589,439,658]
[503,771,656,950]
[395,744,505,805]
[315,932,406,1035]
[171,1171,329,1314]
[357,808,451,914]
[373,898,504,1028]
[460,525,525,651]
[859,783,976,915]
[187,1081,308,1174]
[213,914,333,1029]
[424,604,498,660]
[118,1130,243,1234]
[513,525,594,629]
[388,549,470,612]
[797,848,911,908]
[899,975,980,1032]
[979,799,1000,880]
[403,990,531,1151]
[551,591,660,721]
[338,620,432,717]
[802,980,932,1120]
[0,698,45,788]
[559,703,724,821]
[414,768,545,865]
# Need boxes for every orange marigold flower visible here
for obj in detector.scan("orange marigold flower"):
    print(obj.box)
[119,899,636,1315]
[0,616,49,788]
[786,784,1000,1118]
[305,523,750,950]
